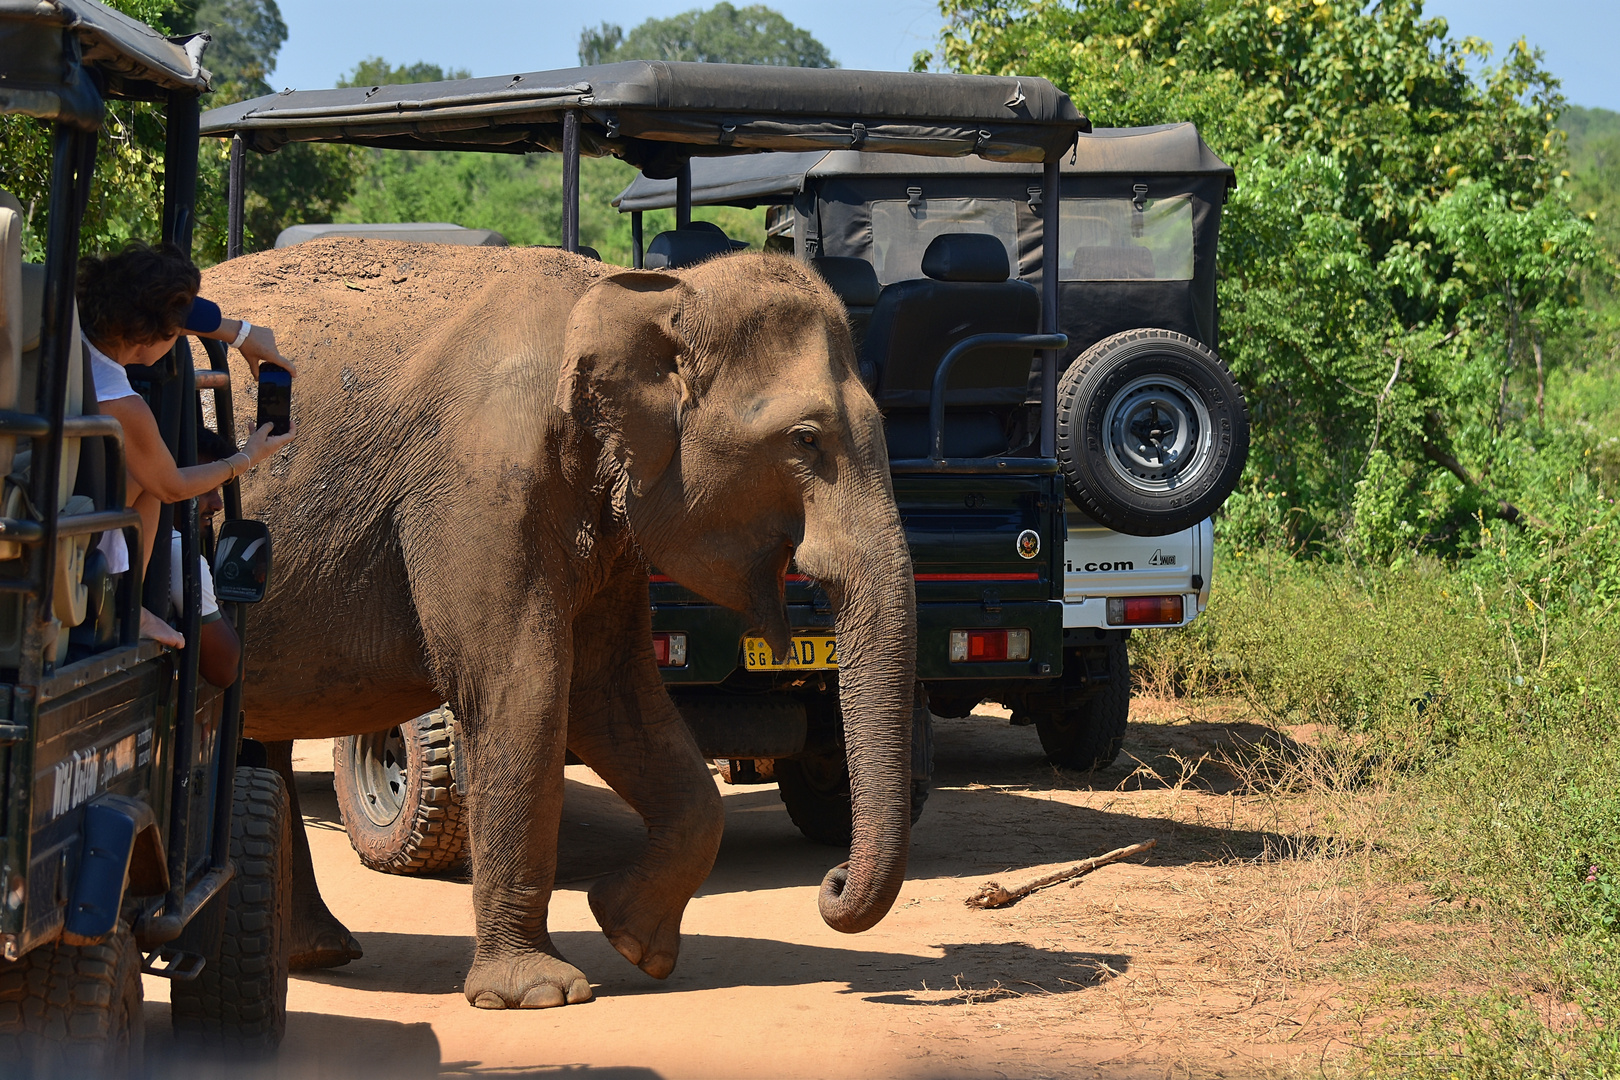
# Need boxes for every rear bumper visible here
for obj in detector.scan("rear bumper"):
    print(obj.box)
[652,598,1063,686]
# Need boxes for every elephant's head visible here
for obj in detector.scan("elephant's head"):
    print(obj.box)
[558,253,916,934]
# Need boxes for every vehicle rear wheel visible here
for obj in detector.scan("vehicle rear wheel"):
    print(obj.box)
[1033,641,1131,770]
[1056,328,1249,536]
[170,766,291,1052]
[333,708,469,875]
[0,922,144,1078]
[777,693,932,846]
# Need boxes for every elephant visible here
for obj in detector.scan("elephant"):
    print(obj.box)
[199,240,919,1009]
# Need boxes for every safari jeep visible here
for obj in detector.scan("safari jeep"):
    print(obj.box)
[0,3,289,1071]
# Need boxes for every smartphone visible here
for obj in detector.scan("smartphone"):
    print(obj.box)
[257,364,292,436]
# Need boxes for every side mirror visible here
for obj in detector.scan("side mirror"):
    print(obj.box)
[212,519,273,604]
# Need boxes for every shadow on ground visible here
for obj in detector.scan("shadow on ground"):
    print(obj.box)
[294,928,1132,1004]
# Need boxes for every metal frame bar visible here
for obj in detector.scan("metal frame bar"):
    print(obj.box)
[561,110,580,253]
[885,332,1066,474]
[1039,157,1061,459]
[631,211,644,268]
[675,160,693,229]
[227,135,246,259]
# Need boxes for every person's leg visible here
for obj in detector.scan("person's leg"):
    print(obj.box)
[134,488,160,573]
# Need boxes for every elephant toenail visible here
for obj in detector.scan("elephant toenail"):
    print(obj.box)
[472,991,507,1009]
[521,985,567,1008]
[566,979,594,1004]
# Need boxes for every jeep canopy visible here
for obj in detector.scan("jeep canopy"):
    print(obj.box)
[199,61,1087,174]
[615,124,1235,359]
[0,0,211,126]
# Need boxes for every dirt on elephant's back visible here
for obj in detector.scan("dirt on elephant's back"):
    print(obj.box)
[202,237,607,342]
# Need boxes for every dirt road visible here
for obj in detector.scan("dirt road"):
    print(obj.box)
[141,705,1395,1079]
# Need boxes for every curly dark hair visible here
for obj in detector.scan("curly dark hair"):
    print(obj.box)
[195,424,238,462]
[77,241,201,346]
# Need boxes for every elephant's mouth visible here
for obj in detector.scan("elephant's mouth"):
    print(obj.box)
[743,539,795,660]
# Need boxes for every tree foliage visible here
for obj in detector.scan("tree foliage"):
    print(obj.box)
[579,3,836,67]
[929,0,1609,557]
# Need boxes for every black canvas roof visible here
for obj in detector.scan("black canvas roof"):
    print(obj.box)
[614,124,1233,210]
[0,0,210,127]
[199,62,1088,175]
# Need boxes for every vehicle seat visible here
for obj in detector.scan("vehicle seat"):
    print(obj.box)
[645,226,738,269]
[0,191,23,483]
[861,233,1040,459]
[810,256,880,381]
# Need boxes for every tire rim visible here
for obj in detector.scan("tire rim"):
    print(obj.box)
[355,726,408,827]
[799,752,850,797]
[1101,372,1213,494]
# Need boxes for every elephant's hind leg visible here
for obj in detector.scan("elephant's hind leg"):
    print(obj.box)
[568,581,724,980]
[264,740,365,970]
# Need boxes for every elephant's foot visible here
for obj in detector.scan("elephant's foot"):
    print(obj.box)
[465,949,594,1009]
[588,871,685,979]
[288,905,365,971]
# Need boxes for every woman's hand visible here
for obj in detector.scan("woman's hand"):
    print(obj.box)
[242,418,298,467]
[237,324,297,380]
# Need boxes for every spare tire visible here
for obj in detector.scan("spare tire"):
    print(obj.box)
[1056,329,1248,536]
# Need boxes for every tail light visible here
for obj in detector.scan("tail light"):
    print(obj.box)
[1106,596,1185,626]
[652,632,688,667]
[948,628,1031,663]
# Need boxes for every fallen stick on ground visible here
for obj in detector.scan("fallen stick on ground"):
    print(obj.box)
[964,840,1157,909]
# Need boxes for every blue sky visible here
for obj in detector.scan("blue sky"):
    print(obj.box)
[270,0,1620,112]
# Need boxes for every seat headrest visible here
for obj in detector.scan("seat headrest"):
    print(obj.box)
[645,229,736,270]
[576,245,601,261]
[921,233,1010,283]
[811,257,880,308]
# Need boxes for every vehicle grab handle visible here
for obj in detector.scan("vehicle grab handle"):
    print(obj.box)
[927,333,1066,463]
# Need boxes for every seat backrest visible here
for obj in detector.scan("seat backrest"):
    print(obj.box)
[863,232,1040,410]
[645,228,735,269]
[811,256,880,367]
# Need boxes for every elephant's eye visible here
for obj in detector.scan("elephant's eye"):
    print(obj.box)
[793,429,819,450]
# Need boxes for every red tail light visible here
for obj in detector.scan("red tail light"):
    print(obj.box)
[948,628,1031,663]
[652,632,688,667]
[1106,596,1185,626]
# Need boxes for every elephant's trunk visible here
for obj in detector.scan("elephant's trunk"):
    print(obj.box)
[816,515,916,934]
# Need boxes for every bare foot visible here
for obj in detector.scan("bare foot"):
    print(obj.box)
[464,949,594,1009]
[139,607,184,649]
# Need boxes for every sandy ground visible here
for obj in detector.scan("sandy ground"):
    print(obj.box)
[137,704,1415,1080]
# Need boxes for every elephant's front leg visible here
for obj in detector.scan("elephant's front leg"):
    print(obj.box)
[457,629,594,1010]
[568,574,724,979]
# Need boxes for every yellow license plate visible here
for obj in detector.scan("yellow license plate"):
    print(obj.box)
[742,635,838,671]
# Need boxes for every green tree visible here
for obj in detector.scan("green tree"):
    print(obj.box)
[337,57,471,88]
[183,0,360,260]
[579,3,837,67]
[929,0,1605,552]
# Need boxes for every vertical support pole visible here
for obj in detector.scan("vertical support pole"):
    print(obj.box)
[227,134,246,260]
[562,110,580,253]
[631,210,644,268]
[1039,156,1061,460]
[26,124,93,663]
[160,90,204,913]
[675,159,692,230]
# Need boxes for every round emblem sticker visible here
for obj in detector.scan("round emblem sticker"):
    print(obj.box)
[1016,529,1041,559]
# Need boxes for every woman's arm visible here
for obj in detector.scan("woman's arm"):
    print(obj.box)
[191,318,298,379]
[101,395,291,503]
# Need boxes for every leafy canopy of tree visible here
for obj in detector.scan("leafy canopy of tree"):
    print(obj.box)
[927,0,1608,558]
[579,3,836,67]
[337,58,471,88]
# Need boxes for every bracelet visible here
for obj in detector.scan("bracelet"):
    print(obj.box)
[230,321,252,349]
[228,452,250,478]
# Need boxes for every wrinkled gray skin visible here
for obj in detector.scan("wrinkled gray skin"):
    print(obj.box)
[203,242,917,1009]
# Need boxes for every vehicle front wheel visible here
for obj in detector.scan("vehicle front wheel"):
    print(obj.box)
[333,708,469,876]
[170,767,291,1052]
[1032,641,1131,771]
[1056,328,1249,536]
[0,922,144,1078]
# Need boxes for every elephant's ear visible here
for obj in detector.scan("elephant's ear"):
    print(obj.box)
[558,271,694,494]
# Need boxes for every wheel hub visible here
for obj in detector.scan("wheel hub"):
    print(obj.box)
[355,726,408,827]
[1103,372,1213,493]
